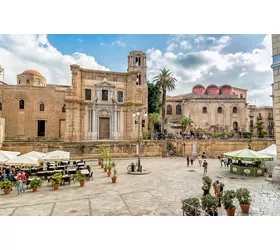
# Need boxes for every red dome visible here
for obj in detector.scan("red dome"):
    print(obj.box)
[21,69,43,77]
[220,85,232,95]
[206,85,219,95]
[192,84,205,95]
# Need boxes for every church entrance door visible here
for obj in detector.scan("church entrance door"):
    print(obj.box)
[99,117,110,139]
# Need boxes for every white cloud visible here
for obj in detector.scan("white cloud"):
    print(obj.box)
[147,35,273,106]
[112,40,126,47]
[180,40,192,50]
[0,34,109,85]
[166,43,177,51]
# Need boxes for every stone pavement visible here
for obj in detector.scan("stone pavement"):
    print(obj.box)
[1,157,280,216]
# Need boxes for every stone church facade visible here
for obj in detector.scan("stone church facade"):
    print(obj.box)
[0,51,148,141]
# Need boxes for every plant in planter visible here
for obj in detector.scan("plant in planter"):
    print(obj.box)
[50,173,63,190]
[221,190,236,216]
[201,194,219,213]
[236,188,251,213]
[181,197,201,216]
[111,168,117,183]
[0,180,14,195]
[73,170,86,187]
[30,176,43,192]
[98,156,103,167]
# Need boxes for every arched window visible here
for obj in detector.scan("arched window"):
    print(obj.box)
[176,105,182,115]
[218,107,222,113]
[0,103,2,111]
[62,104,66,113]
[233,107,237,113]
[167,105,172,115]
[202,107,207,113]
[19,100,24,109]
[39,103,44,111]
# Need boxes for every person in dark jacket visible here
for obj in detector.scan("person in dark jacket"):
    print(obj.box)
[207,207,218,216]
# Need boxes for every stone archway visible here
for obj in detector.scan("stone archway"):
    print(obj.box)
[233,121,238,132]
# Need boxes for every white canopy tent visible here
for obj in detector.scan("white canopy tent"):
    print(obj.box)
[0,152,10,163]
[5,155,39,166]
[258,144,277,173]
[40,150,70,161]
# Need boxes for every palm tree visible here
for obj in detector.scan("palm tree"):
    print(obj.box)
[152,68,177,133]
[148,113,161,133]
[179,116,193,132]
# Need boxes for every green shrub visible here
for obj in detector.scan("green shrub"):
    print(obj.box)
[236,188,251,205]
[201,194,219,210]
[243,132,253,138]
[73,170,86,182]
[30,176,43,188]
[50,173,63,186]
[221,190,236,210]
[0,180,14,189]
[181,197,201,216]
[143,131,152,140]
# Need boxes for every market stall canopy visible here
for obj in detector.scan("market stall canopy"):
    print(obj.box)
[21,151,46,159]
[0,150,20,159]
[258,144,276,156]
[0,152,10,163]
[40,150,70,161]
[223,149,273,162]
[5,155,39,166]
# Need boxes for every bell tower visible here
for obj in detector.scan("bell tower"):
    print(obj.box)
[127,51,147,85]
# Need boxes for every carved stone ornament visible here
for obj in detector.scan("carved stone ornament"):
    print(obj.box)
[100,109,108,116]
[66,89,73,96]
[135,90,143,100]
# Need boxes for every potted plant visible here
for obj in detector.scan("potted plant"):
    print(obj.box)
[0,180,14,195]
[221,190,236,216]
[73,170,86,187]
[111,168,117,183]
[236,188,251,213]
[201,194,219,214]
[30,176,43,192]
[50,172,62,190]
[98,156,103,166]
[181,197,201,216]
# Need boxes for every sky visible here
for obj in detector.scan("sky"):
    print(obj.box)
[0,34,273,106]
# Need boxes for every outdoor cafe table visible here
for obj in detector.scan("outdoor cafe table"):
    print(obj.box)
[81,169,89,177]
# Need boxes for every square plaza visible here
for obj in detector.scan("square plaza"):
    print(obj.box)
[1,157,279,216]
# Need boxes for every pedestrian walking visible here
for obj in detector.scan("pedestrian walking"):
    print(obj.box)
[203,160,208,174]
[202,182,209,196]
[190,156,194,165]
[186,156,190,167]
[16,176,23,196]
[198,155,202,167]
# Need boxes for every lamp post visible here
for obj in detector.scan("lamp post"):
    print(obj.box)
[133,109,147,172]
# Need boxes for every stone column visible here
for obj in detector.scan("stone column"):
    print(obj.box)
[271,34,280,182]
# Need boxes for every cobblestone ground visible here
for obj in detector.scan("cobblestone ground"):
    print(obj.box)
[1,157,280,216]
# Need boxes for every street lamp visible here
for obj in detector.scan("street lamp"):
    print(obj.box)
[133,109,147,172]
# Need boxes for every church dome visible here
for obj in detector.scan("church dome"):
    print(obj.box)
[206,84,219,95]
[220,84,232,95]
[21,69,43,77]
[192,84,205,95]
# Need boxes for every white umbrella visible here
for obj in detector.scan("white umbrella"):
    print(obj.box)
[40,150,70,161]
[21,151,46,159]
[0,150,20,159]
[5,155,39,166]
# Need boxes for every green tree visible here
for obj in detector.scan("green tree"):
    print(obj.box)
[152,68,177,133]
[148,113,161,133]
[179,116,193,132]
[255,121,265,138]
[148,82,162,114]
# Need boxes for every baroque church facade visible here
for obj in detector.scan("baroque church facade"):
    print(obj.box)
[0,51,148,141]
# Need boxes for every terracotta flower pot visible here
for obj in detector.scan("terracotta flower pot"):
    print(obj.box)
[111,176,117,183]
[101,164,104,168]
[80,180,86,187]
[107,171,111,177]
[98,161,101,166]
[240,204,250,213]
[226,207,236,216]
[53,184,60,190]
[3,188,11,195]
[33,186,39,192]
[104,167,108,173]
